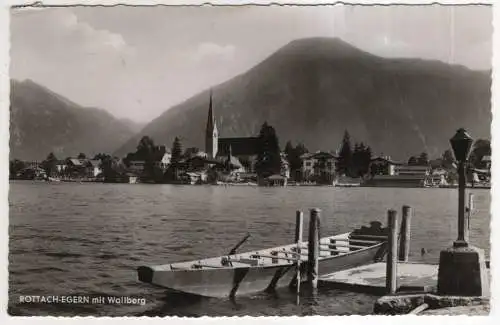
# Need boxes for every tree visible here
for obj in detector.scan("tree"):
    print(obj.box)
[352,142,372,177]
[336,130,353,177]
[184,147,200,159]
[469,139,491,169]
[77,153,86,159]
[284,141,294,160]
[351,143,361,176]
[136,136,156,161]
[284,141,309,181]
[100,156,115,180]
[171,137,183,165]
[239,156,252,171]
[441,149,455,169]
[93,153,111,161]
[41,152,58,176]
[255,122,281,178]
[9,159,25,178]
[122,136,167,182]
[417,152,429,166]
[408,156,418,166]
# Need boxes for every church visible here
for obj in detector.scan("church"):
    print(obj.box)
[205,91,260,172]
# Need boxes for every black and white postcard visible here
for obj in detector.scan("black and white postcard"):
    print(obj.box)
[3,0,495,319]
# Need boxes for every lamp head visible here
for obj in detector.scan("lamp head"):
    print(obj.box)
[450,128,474,162]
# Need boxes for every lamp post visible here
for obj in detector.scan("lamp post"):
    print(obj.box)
[437,128,488,297]
[449,128,474,248]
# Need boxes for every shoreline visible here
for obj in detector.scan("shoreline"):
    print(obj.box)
[9,179,491,190]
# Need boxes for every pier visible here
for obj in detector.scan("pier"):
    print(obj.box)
[319,262,438,295]
[296,198,489,315]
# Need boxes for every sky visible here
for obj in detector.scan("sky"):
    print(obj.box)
[10,5,493,123]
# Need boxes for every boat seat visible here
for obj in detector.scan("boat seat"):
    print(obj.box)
[237,258,260,266]
[191,263,225,269]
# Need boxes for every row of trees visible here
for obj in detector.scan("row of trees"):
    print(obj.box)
[283,130,374,181]
[336,131,373,178]
[255,122,282,178]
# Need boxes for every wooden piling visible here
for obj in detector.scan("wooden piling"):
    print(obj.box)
[386,209,398,294]
[398,206,412,262]
[307,208,321,289]
[295,210,304,243]
[294,210,304,298]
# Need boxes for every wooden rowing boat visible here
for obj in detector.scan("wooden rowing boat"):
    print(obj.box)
[137,222,388,298]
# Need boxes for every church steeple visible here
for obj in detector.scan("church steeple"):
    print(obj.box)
[205,89,218,158]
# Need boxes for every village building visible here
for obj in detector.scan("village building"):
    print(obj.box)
[154,152,172,171]
[469,155,491,187]
[23,160,42,170]
[363,159,447,187]
[16,166,46,180]
[55,160,68,174]
[280,153,290,179]
[87,160,102,177]
[300,151,337,184]
[125,172,140,184]
[368,156,401,176]
[205,91,260,173]
[65,158,102,178]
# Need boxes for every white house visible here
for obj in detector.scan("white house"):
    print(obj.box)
[155,152,172,171]
[300,151,337,182]
[87,160,102,177]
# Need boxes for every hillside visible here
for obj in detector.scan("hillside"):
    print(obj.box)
[10,79,137,161]
[123,38,489,160]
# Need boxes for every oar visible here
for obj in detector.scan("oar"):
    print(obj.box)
[229,233,251,255]
[222,233,251,267]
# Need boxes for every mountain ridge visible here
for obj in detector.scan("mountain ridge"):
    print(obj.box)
[115,37,491,160]
[10,79,138,161]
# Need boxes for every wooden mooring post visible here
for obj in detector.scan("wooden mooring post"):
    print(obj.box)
[398,206,412,262]
[307,208,321,290]
[295,210,304,299]
[386,209,398,294]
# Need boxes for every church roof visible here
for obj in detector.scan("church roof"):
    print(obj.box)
[206,89,216,134]
[218,137,260,156]
[226,156,243,169]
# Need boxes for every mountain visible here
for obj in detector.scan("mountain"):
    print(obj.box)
[118,118,146,134]
[116,37,490,160]
[10,79,138,161]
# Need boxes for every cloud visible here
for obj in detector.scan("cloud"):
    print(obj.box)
[10,8,138,120]
[11,8,135,61]
[191,42,236,63]
[62,11,132,54]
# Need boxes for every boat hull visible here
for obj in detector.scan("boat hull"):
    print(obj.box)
[137,243,385,298]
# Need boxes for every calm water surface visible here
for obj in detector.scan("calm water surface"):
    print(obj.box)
[8,182,491,316]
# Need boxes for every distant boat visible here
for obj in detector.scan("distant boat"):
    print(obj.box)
[137,224,388,298]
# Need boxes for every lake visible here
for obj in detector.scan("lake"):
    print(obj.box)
[8,181,491,316]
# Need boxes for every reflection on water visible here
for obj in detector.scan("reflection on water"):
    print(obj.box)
[8,181,490,316]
